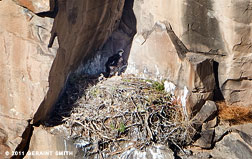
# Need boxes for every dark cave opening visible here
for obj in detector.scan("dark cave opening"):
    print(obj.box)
[213,61,224,101]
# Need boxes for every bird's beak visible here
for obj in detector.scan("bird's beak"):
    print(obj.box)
[118,49,124,55]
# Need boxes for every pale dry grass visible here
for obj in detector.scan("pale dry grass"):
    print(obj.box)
[217,101,252,125]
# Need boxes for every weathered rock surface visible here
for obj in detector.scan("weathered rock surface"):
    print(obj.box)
[211,132,252,159]
[195,117,218,149]
[0,128,11,158]
[232,123,252,147]
[194,129,215,149]
[24,126,82,159]
[126,22,216,116]
[191,101,218,129]
[126,0,252,110]
[181,123,252,159]
[190,101,218,149]
[0,0,56,156]
[13,0,50,13]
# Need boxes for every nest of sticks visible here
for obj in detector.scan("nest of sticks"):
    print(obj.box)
[58,75,193,157]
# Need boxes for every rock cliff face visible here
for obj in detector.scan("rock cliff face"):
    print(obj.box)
[0,0,56,154]
[1,0,252,158]
[127,0,252,108]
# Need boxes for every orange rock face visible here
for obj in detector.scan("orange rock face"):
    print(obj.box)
[13,0,50,13]
[0,0,56,154]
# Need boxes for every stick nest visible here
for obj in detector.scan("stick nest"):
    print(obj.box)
[57,75,193,157]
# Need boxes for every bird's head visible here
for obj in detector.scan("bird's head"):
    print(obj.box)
[118,49,124,56]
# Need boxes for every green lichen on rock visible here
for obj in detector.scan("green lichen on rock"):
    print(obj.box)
[152,81,165,91]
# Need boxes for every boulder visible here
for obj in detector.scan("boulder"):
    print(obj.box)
[211,132,252,159]
[184,124,252,158]
[24,126,82,159]
[191,101,218,130]
[194,129,215,149]
[232,123,252,147]
[190,101,218,149]
[203,117,218,130]
[193,117,218,149]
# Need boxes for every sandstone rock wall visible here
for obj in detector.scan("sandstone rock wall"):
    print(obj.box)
[184,0,252,106]
[0,0,56,155]
[126,0,252,110]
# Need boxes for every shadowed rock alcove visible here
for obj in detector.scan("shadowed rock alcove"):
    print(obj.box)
[43,0,137,127]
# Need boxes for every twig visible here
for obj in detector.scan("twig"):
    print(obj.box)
[145,112,153,140]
